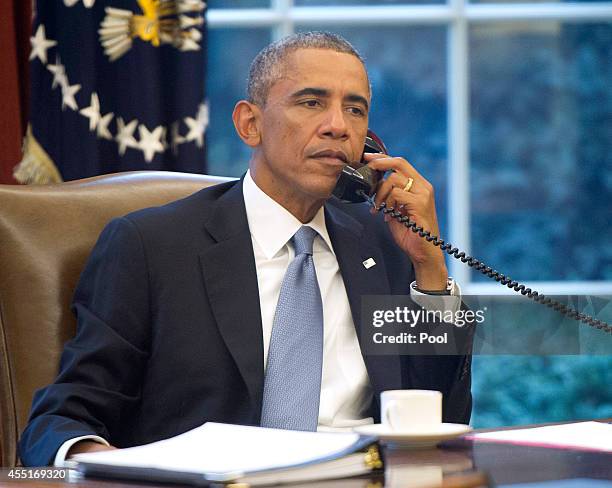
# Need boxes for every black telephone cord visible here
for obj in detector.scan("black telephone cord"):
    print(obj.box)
[366,198,611,334]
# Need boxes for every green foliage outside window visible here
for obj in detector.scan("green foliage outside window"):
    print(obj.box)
[472,356,612,428]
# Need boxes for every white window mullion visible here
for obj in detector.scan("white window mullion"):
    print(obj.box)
[207,9,282,28]
[273,0,294,39]
[466,2,612,22]
[447,0,472,287]
[290,5,454,25]
[207,3,612,28]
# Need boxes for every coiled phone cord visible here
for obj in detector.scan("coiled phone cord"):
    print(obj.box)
[363,195,612,334]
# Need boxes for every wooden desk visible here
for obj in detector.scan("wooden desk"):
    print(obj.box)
[2,422,610,487]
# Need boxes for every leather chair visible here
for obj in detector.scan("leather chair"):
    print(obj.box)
[0,171,234,467]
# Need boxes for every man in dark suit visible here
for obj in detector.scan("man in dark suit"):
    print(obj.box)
[20,32,471,467]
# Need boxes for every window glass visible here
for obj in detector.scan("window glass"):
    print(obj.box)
[297,26,449,231]
[208,0,269,8]
[470,22,612,281]
[472,355,612,428]
[471,0,608,4]
[296,0,443,5]
[206,28,272,176]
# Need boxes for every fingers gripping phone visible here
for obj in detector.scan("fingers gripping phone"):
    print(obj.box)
[331,129,610,331]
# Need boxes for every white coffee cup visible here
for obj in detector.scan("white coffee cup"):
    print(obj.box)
[381,389,442,432]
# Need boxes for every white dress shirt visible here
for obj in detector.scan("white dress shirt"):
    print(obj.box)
[55,170,461,465]
[243,170,374,431]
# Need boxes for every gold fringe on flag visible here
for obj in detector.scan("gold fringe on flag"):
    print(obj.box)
[13,125,63,184]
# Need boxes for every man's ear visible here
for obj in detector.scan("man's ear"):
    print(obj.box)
[232,100,262,147]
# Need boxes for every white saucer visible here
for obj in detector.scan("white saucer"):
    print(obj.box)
[354,423,472,449]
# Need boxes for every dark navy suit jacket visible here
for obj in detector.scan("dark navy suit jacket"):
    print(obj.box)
[19,179,472,466]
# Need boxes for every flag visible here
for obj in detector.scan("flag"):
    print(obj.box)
[15,0,207,184]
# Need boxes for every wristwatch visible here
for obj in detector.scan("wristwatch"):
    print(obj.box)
[413,277,455,296]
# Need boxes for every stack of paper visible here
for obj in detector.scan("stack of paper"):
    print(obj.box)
[467,421,612,452]
[73,422,380,485]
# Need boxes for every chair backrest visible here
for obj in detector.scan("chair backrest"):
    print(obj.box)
[0,171,234,466]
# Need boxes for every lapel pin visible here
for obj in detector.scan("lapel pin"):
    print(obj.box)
[362,258,376,269]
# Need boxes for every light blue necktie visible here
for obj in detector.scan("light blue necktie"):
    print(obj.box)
[260,226,324,431]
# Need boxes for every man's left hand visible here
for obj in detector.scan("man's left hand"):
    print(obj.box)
[364,152,448,291]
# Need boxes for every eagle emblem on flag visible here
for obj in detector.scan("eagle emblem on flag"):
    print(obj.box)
[99,0,205,61]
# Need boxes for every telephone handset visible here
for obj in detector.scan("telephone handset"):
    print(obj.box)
[334,129,611,333]
[332,130,387,204]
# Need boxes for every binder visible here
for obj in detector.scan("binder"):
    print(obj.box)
[72,422,382,486]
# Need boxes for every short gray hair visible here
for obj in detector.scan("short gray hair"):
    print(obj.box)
[247,31,367,106]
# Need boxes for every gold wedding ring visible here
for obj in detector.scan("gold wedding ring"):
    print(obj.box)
[403,177,414,193]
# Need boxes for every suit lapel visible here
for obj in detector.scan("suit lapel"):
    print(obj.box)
[199,180,264,413]
[325,202,402,401]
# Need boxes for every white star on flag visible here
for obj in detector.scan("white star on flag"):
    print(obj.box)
[184,117,203,147]
[138,125,165,162]
[47,56,67,90]
[29,25,57,65]
[116,118,139,156]
[183,103,208,148]
[80,92,113,139]
[61,81,81,111]
[97,112,115,140]
[79,93,101,131]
